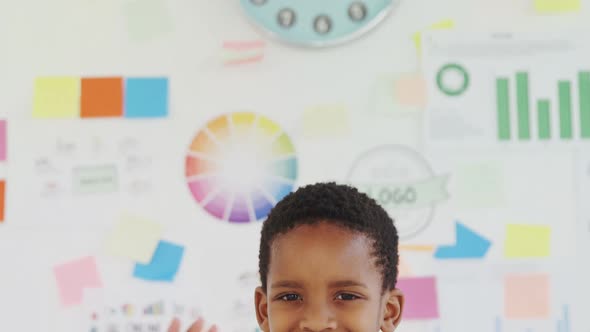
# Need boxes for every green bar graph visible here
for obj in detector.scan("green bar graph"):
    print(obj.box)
[558,81,573,139]
[537,99,551,140]
[516,72,531,140]
[496,78,510,140]
[496,70,590,141]
[580,72,590,138]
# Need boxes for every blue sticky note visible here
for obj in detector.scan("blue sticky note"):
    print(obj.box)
[124,77,168,118]
[133,240,184,281]
[434,222,491,259]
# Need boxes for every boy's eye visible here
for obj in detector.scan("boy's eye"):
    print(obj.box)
[335,293,360,301]
[279,294,302,301]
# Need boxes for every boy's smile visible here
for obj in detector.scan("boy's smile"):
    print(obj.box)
[254,221,404,332]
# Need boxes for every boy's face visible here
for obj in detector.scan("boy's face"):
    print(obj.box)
[254,222,404,332]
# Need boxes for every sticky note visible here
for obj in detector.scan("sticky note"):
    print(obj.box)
[535,0,580,13]
[33,77,80,118]
[371,73,426,115]
[434,222,491,259]
[504,224,551,258]
[73,165,118,194]
[454,162,505,208]
[222,40,266,66]
[397,276,439,320]
[0,180,5,222]
[413,19,455,55]
[81,77,124,118]
[133,240,185,281]
[302,105,350,138]
[124,78,168,118]
[53,256,102,307]
[0,120,6,161]
[106,216,163,263]
[504,274,550,319]
[393,73,427,108]
[124,0,173,42]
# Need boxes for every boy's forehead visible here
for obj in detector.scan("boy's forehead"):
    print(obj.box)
[268,222,380,279]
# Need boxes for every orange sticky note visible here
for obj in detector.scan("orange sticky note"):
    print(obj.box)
[53,256,103,307]
[504,274,550,319]
[0,180,5,222]
[393,74,427,108]
[81,77,124,118]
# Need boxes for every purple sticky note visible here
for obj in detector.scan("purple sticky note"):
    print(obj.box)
[0,120,6,161]
[397,276,439,320]
[53,256,103,307]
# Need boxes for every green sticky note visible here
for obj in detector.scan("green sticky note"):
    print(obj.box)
[454,162,505,208]
[505,224,551,258]
[535,0,580,13]
[106,215,163,264]
[33,77,80,118]
[124,0,173,42]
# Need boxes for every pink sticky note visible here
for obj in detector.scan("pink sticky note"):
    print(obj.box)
[0,120,6,161]
[53,256,102,307]
[393,74,427,108]
[504,274,550,319]
[397,276,439,320]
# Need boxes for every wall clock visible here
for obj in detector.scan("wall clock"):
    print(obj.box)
[240,0,396,47]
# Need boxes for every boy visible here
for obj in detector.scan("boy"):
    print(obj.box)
[169,182,404,332]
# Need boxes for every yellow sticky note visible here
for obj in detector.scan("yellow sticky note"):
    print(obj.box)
[413,19,455,55]
[33,77,80,118]
[302,105,350,138]
[106,215,163,264]
[504,274,550,319]
[504,224,551,258]
[535,0,580,13]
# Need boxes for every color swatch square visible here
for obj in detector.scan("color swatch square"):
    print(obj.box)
[106,215,163,264]
[33,77,80,118]
[0,120,6,161]
[535,0,580,13]
[53,256,103,307]
[397,276,440,320]
[133,240,185,281]
[81,77,124,118]
[504,224,551,258]
[504,274,550,319]
[124,78,168,118]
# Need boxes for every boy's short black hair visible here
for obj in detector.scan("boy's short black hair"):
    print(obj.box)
[258,182,399,293]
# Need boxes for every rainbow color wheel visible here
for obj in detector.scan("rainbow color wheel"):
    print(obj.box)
[186,112,298,222]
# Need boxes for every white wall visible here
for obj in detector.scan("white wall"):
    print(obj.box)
[1,0,589,331]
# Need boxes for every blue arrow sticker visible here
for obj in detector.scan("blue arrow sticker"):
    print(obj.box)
[434,222,491,259]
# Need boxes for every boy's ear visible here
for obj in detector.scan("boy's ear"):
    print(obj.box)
[380,288,404,332]
[254,286,270,332]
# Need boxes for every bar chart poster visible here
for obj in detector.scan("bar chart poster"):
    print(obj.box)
[422,31,590,146]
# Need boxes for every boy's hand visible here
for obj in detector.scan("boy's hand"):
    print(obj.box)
[167,317,218,332]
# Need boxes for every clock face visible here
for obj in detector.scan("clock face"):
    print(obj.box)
[240,0,396,47]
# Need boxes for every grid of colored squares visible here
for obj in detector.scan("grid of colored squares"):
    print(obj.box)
[186,112,297,223]
[33,77,168,119]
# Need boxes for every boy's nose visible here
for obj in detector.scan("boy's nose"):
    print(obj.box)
[298,302,337,331]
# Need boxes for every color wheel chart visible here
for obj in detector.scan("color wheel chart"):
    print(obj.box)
[185,112,298,222]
